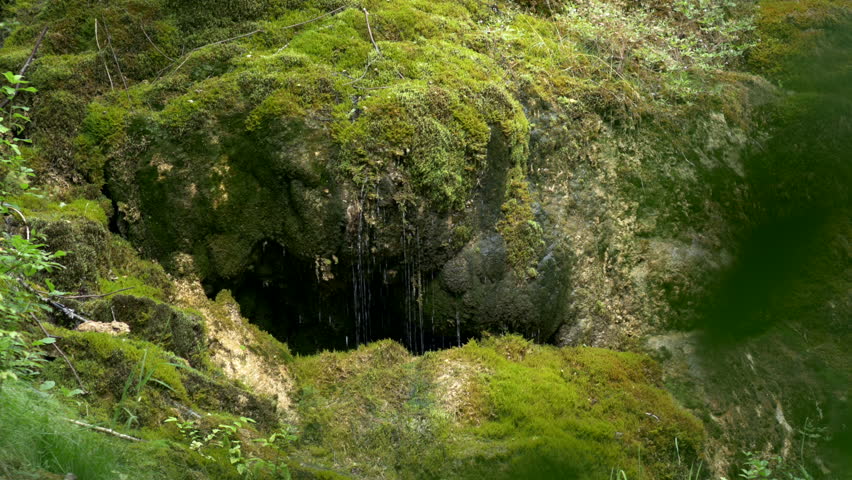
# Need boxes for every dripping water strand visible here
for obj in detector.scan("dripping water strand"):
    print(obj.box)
[456,310,461,348]
[416,227,424,355]
[352,191,372,348]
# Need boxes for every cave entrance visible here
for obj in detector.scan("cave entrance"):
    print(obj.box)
[203,240,461,355]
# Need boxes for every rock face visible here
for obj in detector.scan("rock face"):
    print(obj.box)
[76,320,130,335]
[2,0,775,352]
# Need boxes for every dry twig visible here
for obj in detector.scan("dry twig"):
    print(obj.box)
[94,19,115,91]
[1,201,30,240]
[0,26,48,110]
[282,6,346,31]
[63,418,144,442]
[30,314,87,395]
[139,24,176,62]
[363,8,381,54]
[99,19,130,100]
[168,29,263,77]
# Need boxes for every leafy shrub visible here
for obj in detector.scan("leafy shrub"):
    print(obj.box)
[0,71,64,387]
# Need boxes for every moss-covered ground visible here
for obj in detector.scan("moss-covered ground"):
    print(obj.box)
[6,195,702,480]
[290,335,704,479]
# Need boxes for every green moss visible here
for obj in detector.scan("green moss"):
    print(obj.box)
[29,89,90,177]
[9,194,109,227]
[333,78,525,210]
[75,101,131,186]
[99,275,169,303]
[82,295,210,368]
[26,216,109,291]
[4,0,767,293]
[45,327,188,410]
[290,335,704,479]
[101,236,174,302]
[454,336,703,480]
[495,167,544,280]
[245,89,305,131]
[747,0,850,79]
[29,53,99,91]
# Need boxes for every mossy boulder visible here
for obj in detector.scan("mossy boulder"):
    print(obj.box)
[9,196,174,299]
[84,294,209,368]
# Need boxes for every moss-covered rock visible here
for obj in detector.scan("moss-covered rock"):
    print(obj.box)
[0,0,792,346]
[84,294,209,368]
[9,196,174,299]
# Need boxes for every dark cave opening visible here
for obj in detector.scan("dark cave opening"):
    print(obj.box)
[202,240,466,355]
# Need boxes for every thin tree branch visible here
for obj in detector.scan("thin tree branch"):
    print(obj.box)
[363,8,380,54]
[168,29,263,77]
[0,26,48,110]
[99,19,130,101]
[63,418,144,442]
[15,27,49,78]
[30,314,87,395]
[139,24,176,62]
[281,6,346,32]
[1,201,30,240]
[94,19,115,91]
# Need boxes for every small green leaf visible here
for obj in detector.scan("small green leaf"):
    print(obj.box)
[39,380,55,391]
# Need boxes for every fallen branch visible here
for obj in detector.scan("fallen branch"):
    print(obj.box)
[363,8,380,54]
[63,418,143,442]
[30,314,87,395]
[17,278,94,326]
[0,26,48,110]
[46,299,93,325]
[58,286,135,300]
